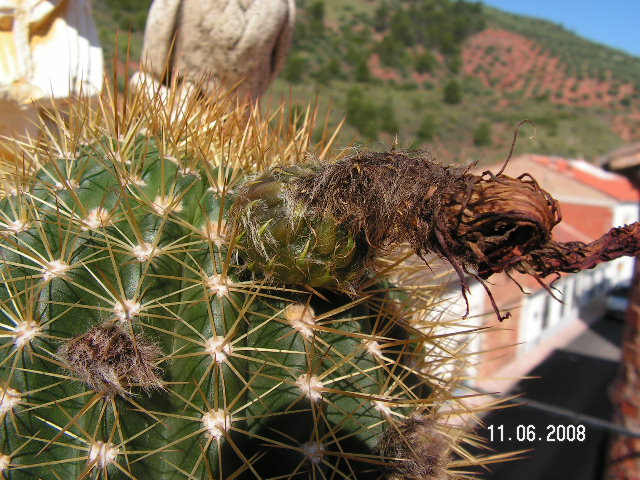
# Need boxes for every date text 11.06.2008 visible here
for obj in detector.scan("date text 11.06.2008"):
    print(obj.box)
[487,424,586,443]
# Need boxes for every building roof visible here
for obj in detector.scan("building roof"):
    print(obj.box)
[482,154,638,204]
[535,156,639,202]
[552,221,594,244]
[600,142,640,171]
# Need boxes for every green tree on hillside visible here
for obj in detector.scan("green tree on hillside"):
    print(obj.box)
[443,79,462,104]
[417,113,437,141]
[307,1,326,37]
[415,51,437,74]
[379,99,400,134]
[390,9,416,47]
[375,34,406,68]
[473,121,492,145]
[374,2,390,32]
[346,86,379,139]
[102,0,151,30]
[354,57,371,82]
[282,54,308,84]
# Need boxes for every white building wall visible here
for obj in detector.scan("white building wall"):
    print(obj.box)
[519,263,612,354]
[430,280,487,386]
[607,202,640,285]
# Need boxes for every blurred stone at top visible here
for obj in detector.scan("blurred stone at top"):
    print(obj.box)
[138,0,295,100]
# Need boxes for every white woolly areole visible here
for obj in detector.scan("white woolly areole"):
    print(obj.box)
[207,274,229,297]
[362,340,384,359]
[113,151,127,165]
[372,400,393,416]
[296,374,323,402]
[201,220,227,244]
[301,441,324,465]
[163,156,199,178]
[114,299,141,322]
[42,259,69,281]
[14,320,40,348]
[207,184,224,195]
[202,410,232,439]
[132,242,158,261]
[205,336,232,363]
[53,179,79,191]
[6,219,28,234]
[179,166,200,178]
[123,174,146,187]
[284,304,317,338]
[5,186,21,197]
[82,208,110,230]
[0,388,20,415]
[152,196,183,215]
[0,454,10,472]
[88,441,119,469]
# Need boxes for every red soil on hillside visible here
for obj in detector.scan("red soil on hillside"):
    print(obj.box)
[462,29,640,139]
[463,29,635,109]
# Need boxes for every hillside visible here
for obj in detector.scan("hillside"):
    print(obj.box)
[92,0,640,165]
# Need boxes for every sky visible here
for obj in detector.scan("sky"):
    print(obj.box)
[474,0,640,57]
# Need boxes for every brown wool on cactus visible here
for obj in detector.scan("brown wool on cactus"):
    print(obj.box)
[58,323,164,396]
[375,414,450,480]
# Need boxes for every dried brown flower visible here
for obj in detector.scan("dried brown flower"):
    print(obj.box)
[58,322,163,396]
[291,149,639,321]
[375,414,450,480]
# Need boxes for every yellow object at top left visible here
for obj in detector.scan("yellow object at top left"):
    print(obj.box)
[0,0,103,157]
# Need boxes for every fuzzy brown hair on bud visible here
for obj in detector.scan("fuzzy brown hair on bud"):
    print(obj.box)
[375,414,450,480]
[58,323,163,397]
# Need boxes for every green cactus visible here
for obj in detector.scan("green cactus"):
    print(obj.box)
[0,84,486,479]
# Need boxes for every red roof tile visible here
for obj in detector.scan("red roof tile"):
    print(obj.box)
[530,155,639,202]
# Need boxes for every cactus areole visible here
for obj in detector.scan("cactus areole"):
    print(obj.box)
[1,86,639,479]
